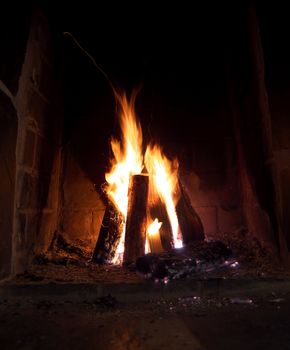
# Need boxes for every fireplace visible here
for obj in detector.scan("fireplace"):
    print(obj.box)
[1,3,290,283]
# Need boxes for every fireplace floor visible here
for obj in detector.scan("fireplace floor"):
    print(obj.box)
[10,258,289,286]
[11,233,289,285]
[2,238,290,349]
[14,263,142,284]
[1,275,290,350]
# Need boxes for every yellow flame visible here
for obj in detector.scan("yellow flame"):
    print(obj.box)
[105,90,182,263]
[145,145,182,248]
[105,91,143,216]
[146,218,163,254]
[105,92,143,263]
[147,218,163,236]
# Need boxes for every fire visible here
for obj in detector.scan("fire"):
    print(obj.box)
[146,218,163,254]
[105,91,143,262]
[147,218,163,236]
[105,91,143,216]
[105,90,182,263]
[145,145,182,248]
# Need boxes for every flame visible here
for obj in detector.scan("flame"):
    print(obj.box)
[147,218,163,236]
[146,218,163,254]
[145,145,183,248]
[105,90,182,263]
[105,91,143,216]
[105,91,143,262]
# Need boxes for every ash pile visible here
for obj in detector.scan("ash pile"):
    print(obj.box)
[136,240,238,282]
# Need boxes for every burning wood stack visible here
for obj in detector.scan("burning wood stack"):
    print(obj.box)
[92,91,204,265]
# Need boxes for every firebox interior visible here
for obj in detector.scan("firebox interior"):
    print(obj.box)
[0,3,290,282]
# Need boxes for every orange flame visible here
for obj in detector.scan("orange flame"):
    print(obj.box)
[146,218,163,254]
[145,145,182,248]
[105,90,182,263]
[105,91,143,263]
[105,91,143,216]
[147,218,163,236]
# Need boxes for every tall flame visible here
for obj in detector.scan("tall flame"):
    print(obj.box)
[105,91,143,216]
[145,145,182,248]
[105,90,182,263]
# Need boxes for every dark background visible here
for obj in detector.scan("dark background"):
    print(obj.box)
[1,1,290,182]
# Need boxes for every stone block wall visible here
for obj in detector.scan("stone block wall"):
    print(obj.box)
[0,94,17,279]
[178,138,243,239]
[12,8,62,274]
[58,149,105,252]
[270,93,290,258]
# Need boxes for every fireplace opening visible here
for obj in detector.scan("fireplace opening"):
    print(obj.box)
[1,3,290,285]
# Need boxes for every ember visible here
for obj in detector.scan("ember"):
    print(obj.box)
[136,241,234,282]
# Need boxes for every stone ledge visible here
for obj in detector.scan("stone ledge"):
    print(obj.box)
[1,278,290,303]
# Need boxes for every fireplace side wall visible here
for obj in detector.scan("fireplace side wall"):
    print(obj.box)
[257,4,290,261]
[0,95,17,279]
[12,8,63,275]
[223,5,290,256]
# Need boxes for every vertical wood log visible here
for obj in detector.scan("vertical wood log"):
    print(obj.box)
[148,231,163,253]
[149,199,173,251]
[123,174,149,265]
[92,202,124,264]
[176,179,204,244]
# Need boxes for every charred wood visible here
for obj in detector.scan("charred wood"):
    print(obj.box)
[92,202,124,264]
[123,174,149,265]
[176,179,204,244]
[149,198,173,251]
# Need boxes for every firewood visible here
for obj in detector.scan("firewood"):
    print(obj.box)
[123,174,149,265]
[176,179,204,244]
[92,202,124,264]
[149,198,173,251]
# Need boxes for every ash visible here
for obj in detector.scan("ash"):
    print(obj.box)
[136,240,238,282]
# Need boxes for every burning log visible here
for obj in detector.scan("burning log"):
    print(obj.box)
[123,174,149,265]
[148,231,163,253]
[176,179,204,244]
[147,219,163,253]
[149,198,173,251]
[92,202,124,264]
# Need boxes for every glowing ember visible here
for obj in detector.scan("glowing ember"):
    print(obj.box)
[105,90,182,263]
